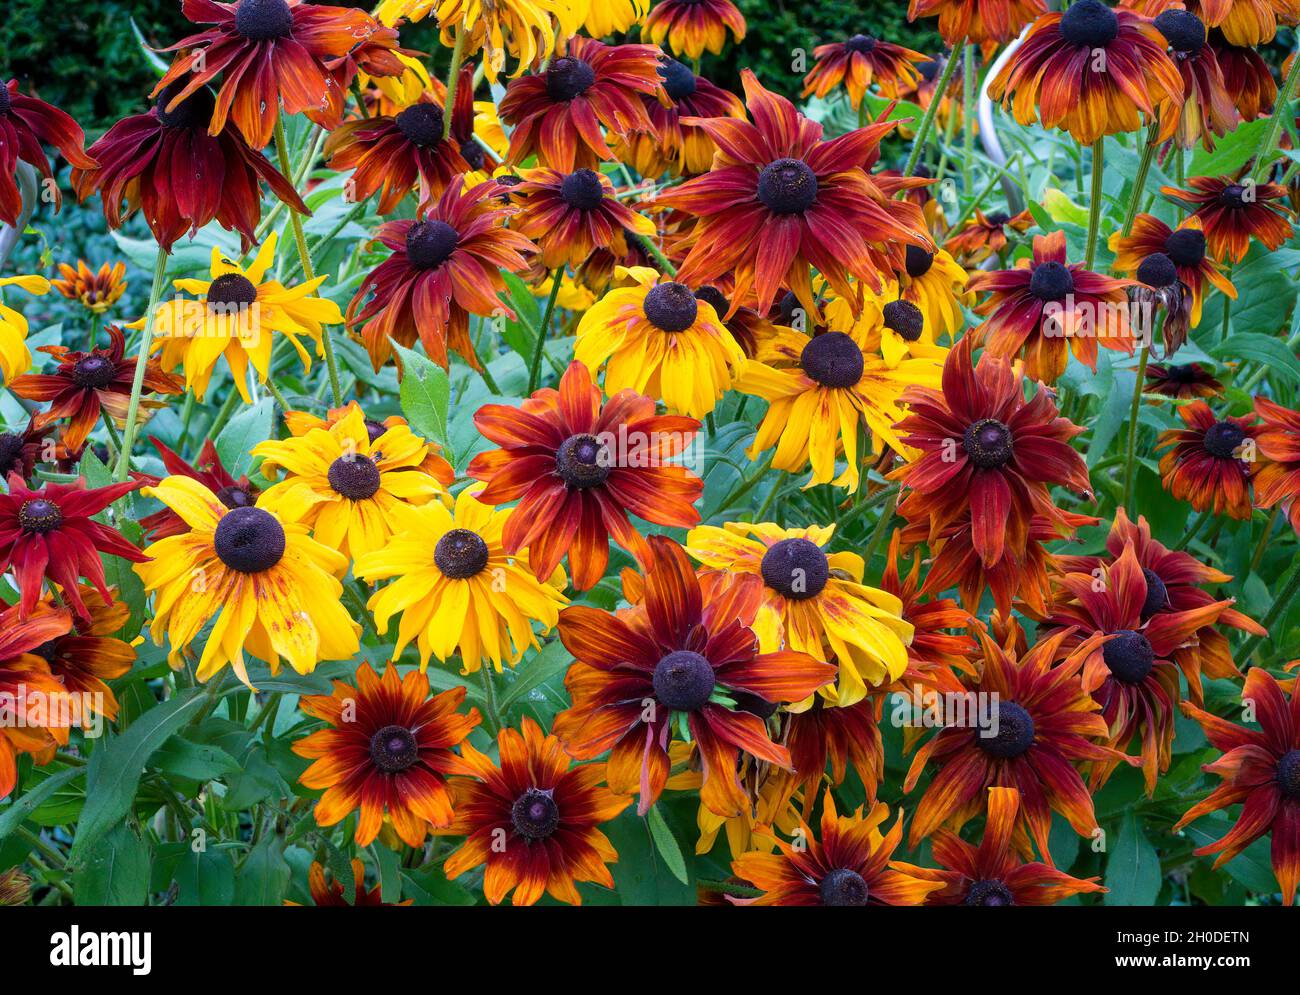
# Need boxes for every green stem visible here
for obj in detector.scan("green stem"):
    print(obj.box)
[961,44,974,190]
[862,487,898,565]
[1173,509,1209,551]
[635,232,677,276]
[114,246,168,483]
[528,274,563,393]
[1252,43,1300,181]
[442,26,468,139]
[478,664,502,735]
[904,39,966,178]
[1084,138,1105,269]
[1121,120,1160,238]
[264,377,292,412]
[273,115,343,408]
[206,389,241,441]
[1121,343,1151,513]
[1249,507,1280,575]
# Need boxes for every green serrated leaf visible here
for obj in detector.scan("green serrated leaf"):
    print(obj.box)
[646,805,689,886]
[394,343,452,463]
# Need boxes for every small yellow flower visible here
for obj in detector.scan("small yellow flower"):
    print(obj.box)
[0,273,49,384]
[895,246,972,338]
[51,260,127,314]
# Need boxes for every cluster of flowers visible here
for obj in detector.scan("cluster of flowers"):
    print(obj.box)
[1,0,1299,907]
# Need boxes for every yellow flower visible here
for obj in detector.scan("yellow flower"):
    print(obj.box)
[532,270,596,312]
[824,286,950,369]
[138,234,343,403]
[895,246,971,338]
[576,0,651,36]
[575,265,746,418]
[251,405,448,561]
[355,488,567,674]
[364,52,434,114]
[51,260,127,314]
[0,273,50,384]
[685,522,912,706]
[135,477,359,687]
[379,0,568,82]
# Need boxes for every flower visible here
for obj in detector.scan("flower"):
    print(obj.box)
[294,661,480,847]
[401,0,563,82]
[355,488,567,673]
[72,83,309,254]
[581,0,652,35]
[893,787,1106,905]
[50,261,127,315]
[0,79,94,226]
[468,361,703,590]
[553,537,835,816]
[142,235,342,403]
[893,245,971,339]
[892,335,1092,570]
[1155,400,1259,519]
[904,628,1121,859]
[802,34,928,107]
[1161,174,1293,263]
[967,230,1135,383]
[511,166,656,271]
[575,267,746,418]
[1109,214,1234,327]
[1153,8,1238,150]
[1127,0,1295,47]
[1210,30,1276,119]
[251,404,448,561]
[282,401,454,485]
[987,0,1183,145]
[0,474,143,619]
[135,476,360,686]
[287,860,411,906]
[347,179,534,371]
[1144,361,1224,398]
[0,274,52,386]
[730,793,942,906]
[0,419,59,482]
[642,0,746,60]
[684,521,912,705]
[10,325,183,454]
[137,438,260,540]
[151,0,376,150]
[781,699,884,814]
[1175,666,1300,905]
[499,36,661,172]
[943,208,1034,265]
[33,585,135,723]
[0,601,76,799]
[1254,396,1300,536]
[658,71,933,320]
[908,0,1048,49]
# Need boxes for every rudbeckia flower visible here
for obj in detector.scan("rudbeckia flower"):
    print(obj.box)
[282,401,454,485]
[137,438,260,540]
[468,361,703,590]
[135,477,360,685]
[499,36,660,172]
[0,601,76,799]
[1175,666,1300,905]
[907,0,1047,49]
[967,230,1135,383]
[1253,396,1300,536]
[904,628,1123,859]
[894,787,1106,905]
[1126,0,1295,47]
[347,178,535,371]
[943,208,1034,265]
[780,699,885,815]
[823,287,950,370]
[1153,9,1237,150]
[553,537,836,816]
[34,585,135,723]
[692,282,780,359]
[151,0,376,149]
[1210,29,1276,119]
[294,661,480,847]
[730,793,942,906]
[511,167,656,272]
[0,474,143,619]
[51,261,127,315]
[0,419,59,483]
[10,325,183,454]
[802,33,928,107]
[383,0,563,82]
[987,0,1183,144]
[658,70,933,320]
[142,235,342,403]
[684,522,912,705]
[287,860,411,906]
[0,79,94,226]
[355,488,567,674]
[575,266,746,418]
[894,245,972,339]
[251,404,448,561]
[442,717,631,906]
[642,0,746,60]
[1161,174,1293,263]
[892,335,1092,570]
[665,746,803,856]
[0,274,51,386]
[71,83,309,254]
[1155,400,1259,518]
[1110,214,1233,327]
[1144,360,1224,398]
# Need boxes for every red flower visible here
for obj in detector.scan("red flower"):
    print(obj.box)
[1255,396,1300,536]
[1155,400,1260,519]
[0,79,94,226]
[1144,361,1224,399]
[136,438,260,540]
[34,585,135,723]
[1161,175,1293,264]
[802,34,928,107]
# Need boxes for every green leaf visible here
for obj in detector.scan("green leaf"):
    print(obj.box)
[151,736,242,782]
[394,343,452,463]
[646,805,690,886]
[234,834,291,906]
[497,639,572,713]
[0,766,82,840]
[73,822,152,905]
[216,398,274,480]
[1211,334,1300,385]
[1104,813,1161,906]
[1180,815,1279,896]
[1187,119,1271,179]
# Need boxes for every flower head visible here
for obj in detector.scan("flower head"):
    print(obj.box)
[1161,174,1293,263]
[908,0,1047,48]
[288,860,411,906]
[1255,396,1300,537]
[643,0,746,60]
[51,261,127,315]
[137,438,260,540]
[1155,400,1259,519]
[0,601,77,799]
[0,274,52,386]
[511,166,655,271]
[943,208,1034,265]
[802,33,928,107]
[0,80,93,226]
[1144,361,1223,399]
[33,584,135,723]
[1110,214,1234,328]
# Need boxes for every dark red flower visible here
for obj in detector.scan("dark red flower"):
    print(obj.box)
[0,79,94,226]
[1156,400,1260,519]
[1161,174,1293,264]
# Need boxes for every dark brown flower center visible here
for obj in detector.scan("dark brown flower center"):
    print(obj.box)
[18,498,62,534]
[731,690,780,719]
[918,59,940,82]
[555,433,611,489]
[760,537,830,600]
[206,273,258,312]
[1029,260,1074,301]
[978,701,1036,759]
[651,650,716,711]
[73,355,117,389]
[1103,629,1154,684]
[883,300,924,341]
[234,0,294,41]
[511,788,561,840]
[1166,362,1201,383]
[215,484,255,510]
[405,219,459,269]
[364,420,387,444]
[1140,568,1170,621]
[1278,750,1300,800]
[327,454,381,500]
[800,331,864,388]
[545,56,596,102]
[1164,228,1206,266]
[965,879,1015,906]
[659,58,697,101]
[0,432,25,478]
[905,245,935,278]
[1059,0,1119,48]
[214,506,285,573]
[459,138,486,171]
[1203,420,1245,458]
[844,34,878,54]
[559,168,605,211]
[963,418,1013,469]
[777,290,803,327]
[154,81,216,130]
[1137,252,1178,288]
[643,282,699,332]
[369,724,419,773]
[820,868,869,906]
[986,211,1010,226]
[1218,184,1247,209]
[694,285,728,315]
[757,158,818,215]
[1155,9,1206,54]
[395,102,445,148]
[434,527,490,579]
